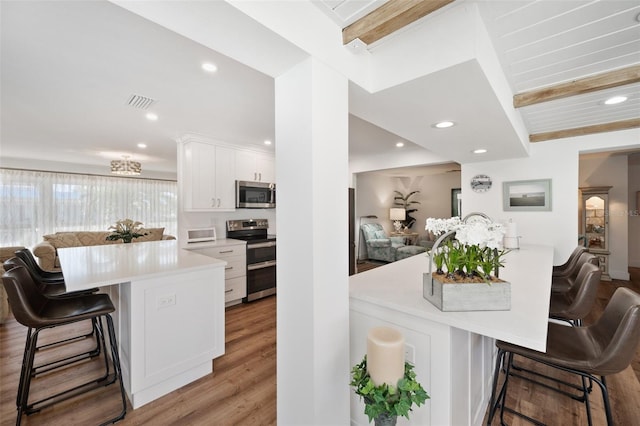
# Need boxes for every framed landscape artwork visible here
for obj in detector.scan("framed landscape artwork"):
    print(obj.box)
[503,179,552,211]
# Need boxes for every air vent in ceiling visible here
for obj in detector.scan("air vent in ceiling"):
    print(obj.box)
[126,94,156,110]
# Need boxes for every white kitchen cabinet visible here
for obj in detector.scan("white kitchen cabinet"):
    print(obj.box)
[235,150,275,183]
[181,141,236,211]
[187,240,247,307]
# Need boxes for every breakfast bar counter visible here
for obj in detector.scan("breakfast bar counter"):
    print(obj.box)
[58,240,227,409]
[349,244,554,426]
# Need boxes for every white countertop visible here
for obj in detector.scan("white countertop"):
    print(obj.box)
[58,240,226,292]
[349,244,554,351]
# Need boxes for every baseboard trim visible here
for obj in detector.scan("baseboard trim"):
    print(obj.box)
[610,269,631,281]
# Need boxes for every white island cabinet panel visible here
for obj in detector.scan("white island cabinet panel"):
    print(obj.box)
[349,244,554,426]
[58,240,226,409]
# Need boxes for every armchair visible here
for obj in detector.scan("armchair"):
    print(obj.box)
[360,223,406,263]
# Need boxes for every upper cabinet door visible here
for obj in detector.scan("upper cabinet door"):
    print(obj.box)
[255,153,275,183]
[235,150,258,182]
[181,141,236,211]
[182,141,217,210]
[214,146,236,210]
[235,150,275,183]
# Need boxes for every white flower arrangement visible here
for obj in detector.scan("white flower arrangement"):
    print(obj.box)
[425,217,461,236]
[425,216,508,280]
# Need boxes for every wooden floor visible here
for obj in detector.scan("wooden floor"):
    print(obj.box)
[484,268,640,426]
[0,296,277,426]
[1,271,639,426]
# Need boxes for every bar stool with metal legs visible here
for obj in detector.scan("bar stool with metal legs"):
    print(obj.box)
[551,251,598,293]
[549,262,601,327]
[552,246,587,278]
[14,248,65,284]
[487,287,640,426]
[2,265,127,425]
[4,257,102,367]
[3,256,98,298]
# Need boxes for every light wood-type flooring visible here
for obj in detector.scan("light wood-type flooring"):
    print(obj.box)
[0,296,277,426]
[1,271,639,425]
[484,269,640,426]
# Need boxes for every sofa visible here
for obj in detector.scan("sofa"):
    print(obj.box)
[33,229,175,271]
[361,223,426,262]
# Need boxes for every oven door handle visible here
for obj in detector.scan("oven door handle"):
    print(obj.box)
[247,260,277,271]
[247,241,276,249]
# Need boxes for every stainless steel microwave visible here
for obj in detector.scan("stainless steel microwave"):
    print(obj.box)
[235,180,276,209]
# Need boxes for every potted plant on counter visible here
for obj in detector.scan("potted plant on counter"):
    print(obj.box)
[423,214,511,311]
[350,355,429,426]
[106,218,147,243]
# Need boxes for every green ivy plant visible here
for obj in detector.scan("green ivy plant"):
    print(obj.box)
[350,355,429,422]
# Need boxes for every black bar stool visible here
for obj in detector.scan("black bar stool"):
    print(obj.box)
[14,248,65,284]
[2,265,127,425]
[487,287,640,426]
[4,256,102,368]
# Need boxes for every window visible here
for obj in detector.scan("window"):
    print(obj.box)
[0,169,177,247]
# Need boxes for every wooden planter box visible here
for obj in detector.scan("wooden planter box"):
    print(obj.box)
[423,273,511,312]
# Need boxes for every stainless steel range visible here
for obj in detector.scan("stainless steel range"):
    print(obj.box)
[226,219,276,302]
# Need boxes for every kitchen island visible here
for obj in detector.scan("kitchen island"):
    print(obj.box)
[58,240,226,409]
[349,244,554,426]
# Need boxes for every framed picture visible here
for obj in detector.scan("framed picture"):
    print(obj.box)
[503,179,552,211]
[451,188,462,217]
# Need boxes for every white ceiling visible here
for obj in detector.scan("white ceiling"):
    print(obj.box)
[1,0,639,177]
[476,0,640,135]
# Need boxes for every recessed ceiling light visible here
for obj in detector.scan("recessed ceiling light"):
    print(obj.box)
[604,96,627,105]
[396,142,404,148]
[146,112,158,121]
[264,140,272,145]
[433,121,455,129]
[473,148,487,154]
[202,62,218,73]
[137,143,147,149]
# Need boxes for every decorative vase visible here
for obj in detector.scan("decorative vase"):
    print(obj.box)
[374,412,397,426]
[122,237,133,243]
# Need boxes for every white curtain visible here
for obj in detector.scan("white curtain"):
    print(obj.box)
[0,168,177,248]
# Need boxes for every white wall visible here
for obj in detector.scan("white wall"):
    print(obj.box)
[461,128,640,269]
[579,154,629,280]
[629,154,640,267]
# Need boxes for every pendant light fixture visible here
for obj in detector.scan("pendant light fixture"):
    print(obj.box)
[110,155,141,176]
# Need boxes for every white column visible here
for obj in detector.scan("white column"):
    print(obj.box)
[275,57,350,424]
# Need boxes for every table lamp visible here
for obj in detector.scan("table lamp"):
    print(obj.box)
[389,208,405,232]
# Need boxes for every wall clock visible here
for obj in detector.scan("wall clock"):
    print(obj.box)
[470,174,492,193]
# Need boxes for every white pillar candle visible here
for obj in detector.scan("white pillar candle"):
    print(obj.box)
[366,327,404,387]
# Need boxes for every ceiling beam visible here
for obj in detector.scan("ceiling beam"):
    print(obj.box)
[529,118,640,143]
[514,65,640,108]
[342,0,455,46]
